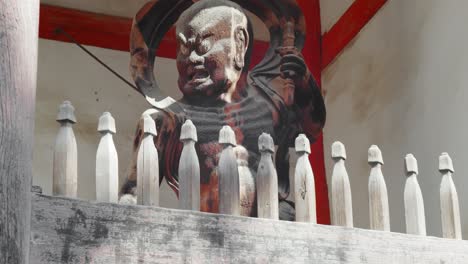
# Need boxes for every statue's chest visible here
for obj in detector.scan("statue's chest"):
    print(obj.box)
[185,99,275,168]
[183,98,275,153]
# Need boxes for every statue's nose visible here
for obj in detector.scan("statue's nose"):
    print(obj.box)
[188,50,204,65]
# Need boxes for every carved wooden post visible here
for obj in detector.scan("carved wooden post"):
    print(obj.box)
[95,112,118,203]
[178,120,200,211]
[234,145,255,217]
[136,114,159,206]
[404,154,426,236]
[330,141,353,227]
[294,134,316,223]
[368,145,390,231]
[439,152,462,239]
[256,133,279,219]
[218,125,240,215]
[53,101,78,197]
[0,0,39,262]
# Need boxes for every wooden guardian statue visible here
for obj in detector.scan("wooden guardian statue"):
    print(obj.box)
[122,0,326,220]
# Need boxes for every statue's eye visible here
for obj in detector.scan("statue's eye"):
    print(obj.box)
[179,44,189,56]
[197,40,212,55]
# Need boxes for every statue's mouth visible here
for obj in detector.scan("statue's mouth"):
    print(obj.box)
[188,67,210,84]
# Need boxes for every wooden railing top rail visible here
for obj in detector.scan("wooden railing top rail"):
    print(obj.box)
[30,193,468,264]
[41,100,468,263]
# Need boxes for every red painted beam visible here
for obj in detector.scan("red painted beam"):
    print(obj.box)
[39,4,268,62]
[321,0,388,69]
[40,5,131,52]
[39,4,178,58]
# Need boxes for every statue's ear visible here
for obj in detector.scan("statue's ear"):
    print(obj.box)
[234,26,249,70]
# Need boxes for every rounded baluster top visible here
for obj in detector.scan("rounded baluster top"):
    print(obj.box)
[404,153,418,175]
[219,125,236,146]
[234,146,249,166]
[142,114,157,136]
[56,100,77,123]
[331,141,346,160]
[97,112,116,134]
[180,119,197,142]
[368,145,384,165]
[258,133,274,153]
[439,152,454,173]
[295,134,311,154]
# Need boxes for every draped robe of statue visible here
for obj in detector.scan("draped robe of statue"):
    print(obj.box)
[122,0,326,221]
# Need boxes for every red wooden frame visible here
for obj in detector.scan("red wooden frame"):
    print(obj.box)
[296,0,330,224]
[39,5,131,52]
[38,1,388,224]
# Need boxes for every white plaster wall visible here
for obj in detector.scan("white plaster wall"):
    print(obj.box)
[323,0,468,238]
[319,0,354,33]
[34,39,180,208]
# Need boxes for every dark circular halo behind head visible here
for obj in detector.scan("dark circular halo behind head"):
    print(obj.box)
[129,0,312,108]
[129,0,325,141]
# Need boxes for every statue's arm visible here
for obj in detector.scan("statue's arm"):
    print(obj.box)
[280,51,326,141]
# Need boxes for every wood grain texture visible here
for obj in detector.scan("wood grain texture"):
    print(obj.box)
[368,145,390,231]
[53,101,78,198]
[136,114,159,206]
[439,153,462,239]
[96,112,119,203]
[0,0,39,262]
[404,154,426,236]
[235,146,256,217]
[294,134,316,223]
[30,194,468,264]
[330,142,353,227]
[256,133,279,219]
[218,126,240,216]
[178,120,200,211]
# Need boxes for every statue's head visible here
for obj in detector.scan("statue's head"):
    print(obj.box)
[176,0,249,102]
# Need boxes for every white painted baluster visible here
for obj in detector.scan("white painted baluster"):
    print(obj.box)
[294,134,316,223]
[136,114,159,206]
[95,112,118,203]
[53,101,78,197]
[404,154,426,235]
[218,125,240,215]
[439,152,462,239]
[368,145,390,231]
[178,120,200,211]
[234,145,256,217]
[331,141,353,227]
[256,133,279,219]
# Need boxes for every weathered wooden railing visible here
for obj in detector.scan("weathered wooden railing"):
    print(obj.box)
[30,101,468,263]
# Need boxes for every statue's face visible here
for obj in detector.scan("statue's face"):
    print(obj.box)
[176,6,245,99]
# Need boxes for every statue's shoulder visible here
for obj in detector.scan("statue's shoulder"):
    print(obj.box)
[141,107,183,133]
